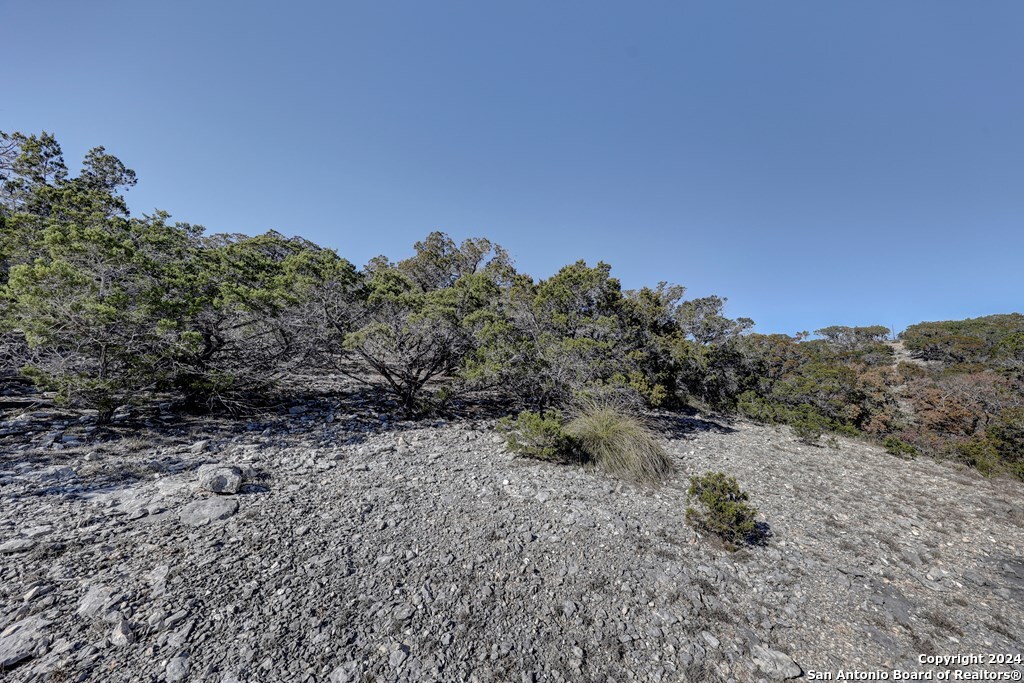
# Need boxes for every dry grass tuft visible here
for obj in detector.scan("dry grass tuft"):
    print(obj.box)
[564,399,673,484]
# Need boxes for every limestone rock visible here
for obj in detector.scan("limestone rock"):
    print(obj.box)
[0,615,50,669]
[111,620,135,646]
[179,497,239,526]
[165,653,190,682]
[0,538,36,554]
[751,645,802,679]
[196,464,243,494]
[78,585,117,618]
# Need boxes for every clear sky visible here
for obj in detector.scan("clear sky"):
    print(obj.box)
[4,1,1022,334]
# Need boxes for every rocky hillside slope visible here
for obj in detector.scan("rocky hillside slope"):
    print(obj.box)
[1,400,1023,682]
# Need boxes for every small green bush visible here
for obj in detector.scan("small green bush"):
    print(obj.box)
[883,436,918,458]
[498,410,578,462]
[789,406,829,445]
[685,472,760,550]
[563,401,673,484]
[955,438,1003,478]
[736,391,786,424]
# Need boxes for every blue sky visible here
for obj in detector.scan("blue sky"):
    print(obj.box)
[4,1,1022,334]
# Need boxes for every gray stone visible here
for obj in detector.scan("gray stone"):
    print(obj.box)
[166,653,190,682]
[111,620,135,646]
[0,615,50,668]
[179,497,239,526]
[148,610,166,629]
[0,538,36,554]
[701,631,720,649]
[148,563,171,586]
[389,645,409,668]
[329,662,358,683]
[35,465,77,482]
[751,645,802,679]
[2,411,1023,683]
[197,464,243,494]
[22,584,51,602]
[164,610,189,630]
[167,621,194,649]
[77,585,116,618]
[20,525,54,539]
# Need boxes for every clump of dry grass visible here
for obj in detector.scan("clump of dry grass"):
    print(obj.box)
[564,399,673,484]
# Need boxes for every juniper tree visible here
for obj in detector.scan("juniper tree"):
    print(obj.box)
[343,233,509,412]
[467,261,641,411]
[163,230,352,410]
[1,145,169,420]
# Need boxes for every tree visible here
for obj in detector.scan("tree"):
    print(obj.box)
[3,173,172,421]
[676,295,753,345]
[1,131,73,285]
[621,283,688,406]
[814,325,890,349]
[396,231,512,292]
[468,261,640,411]
[162,230,349,410]
[343,233,508,412]
[902,314,1024,365]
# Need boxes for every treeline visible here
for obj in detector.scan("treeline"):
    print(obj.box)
[1,131,1021,479]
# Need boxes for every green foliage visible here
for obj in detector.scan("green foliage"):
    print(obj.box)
[736,391,788,424]
[1,126,1020,487]
[685,472,760,550]
[0,141,166,420]
[343,234,506,412]
[955,438,1004,478]
[563,401,673,484]
[620,282,687,406]
[468,261,642,411]
[721,326,903,444]
[815,325,890,348]
[498,410,578,462]
[902,314,1024,366]
[953,408,1024,480]
[738,391,853,446]
[0,130,355,416]
[499,402,673,484]
[163,230,344,410]
[883,436,918,458]
[789,406,829,445]
[677,295,754,345]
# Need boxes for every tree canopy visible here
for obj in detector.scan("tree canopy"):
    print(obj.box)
[1,129,1020,479]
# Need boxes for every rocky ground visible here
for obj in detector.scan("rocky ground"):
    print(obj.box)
[1,389,1023,682]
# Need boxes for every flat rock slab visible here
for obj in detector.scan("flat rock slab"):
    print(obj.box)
[34,465,77,482]
[0,615,50,669]
[0,538,36,554]
[179,497,239,526]
[77,585,117,618]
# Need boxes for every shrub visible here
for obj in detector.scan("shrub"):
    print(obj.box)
[955,438,1002,477]
[736,391,786,424]
[790,406,829,445]
[883,436,918,458]
[498,410,578,462]
[563,400,673,484]
[954,417,1024,481]
[685,472,760,550]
